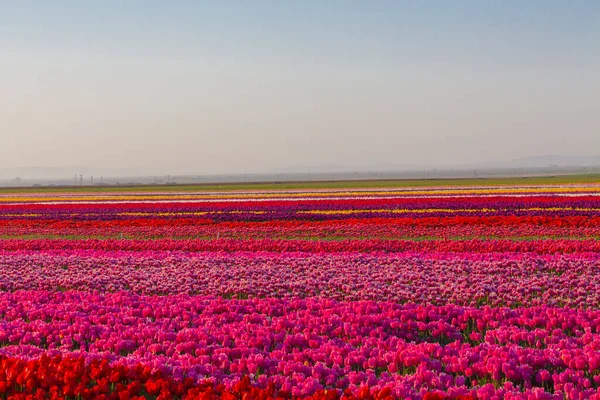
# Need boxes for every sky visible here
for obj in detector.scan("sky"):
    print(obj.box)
[1,1,599,175]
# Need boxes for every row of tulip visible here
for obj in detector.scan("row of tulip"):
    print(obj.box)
[2,185,599,203]
[4,215,600,228]
[1,217,599,240]
[3,194,600,208]
[2,195,600,213]
[0,208,600,223]
[0,354,418,400]
[2,238,600,254]
[1,292,600,399]
[0,251,597,307]
[4,210,600,222]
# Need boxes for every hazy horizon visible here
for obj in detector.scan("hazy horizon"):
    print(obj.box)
[2,1,599,175]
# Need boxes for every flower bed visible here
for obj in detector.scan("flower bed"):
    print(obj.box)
[0,184,599,398]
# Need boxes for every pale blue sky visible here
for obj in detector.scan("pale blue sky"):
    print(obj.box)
[1,1,599,174]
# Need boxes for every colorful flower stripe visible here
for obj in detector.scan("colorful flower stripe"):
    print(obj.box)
[0,251,597,307]
[3,196,600,226]
[0,186,600,203]
[6,210,600,223]
[2,185,600,203]
[4,214,600,228]
[2,184,598,197]
[2,238,600,254]
[0,354,398,400]
[1,216,600,240]
[3,195,600,210]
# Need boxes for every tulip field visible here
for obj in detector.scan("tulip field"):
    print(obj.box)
[2,182,600,399]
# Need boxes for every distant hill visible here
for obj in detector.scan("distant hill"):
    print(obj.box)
[272,156,600,174]
[479,155,600,169]
[510,155,600,168]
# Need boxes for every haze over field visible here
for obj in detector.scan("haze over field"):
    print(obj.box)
[3,155,600,181]
[1,1,599,176]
